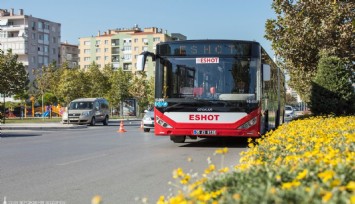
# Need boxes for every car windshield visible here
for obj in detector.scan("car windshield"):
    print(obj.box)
[285,106,293,111]
[69,102,93,110]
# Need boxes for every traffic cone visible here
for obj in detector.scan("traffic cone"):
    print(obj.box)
[117,120,127,133]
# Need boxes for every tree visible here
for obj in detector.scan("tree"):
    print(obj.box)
[286,93,297,106]
[310,54,355,115]
[130,72,151,116]
[265,0,355,102]
[56,67,88,105]
[0,49,28,97]
[0,49,28,122]
[85,62,109,98]
[107,68,132,116]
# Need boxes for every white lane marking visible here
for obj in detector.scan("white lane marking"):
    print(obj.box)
[56,153,107,166]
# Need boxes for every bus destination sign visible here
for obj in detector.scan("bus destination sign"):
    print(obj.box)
[158,42,252,57]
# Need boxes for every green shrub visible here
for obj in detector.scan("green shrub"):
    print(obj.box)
[310,54,355,116]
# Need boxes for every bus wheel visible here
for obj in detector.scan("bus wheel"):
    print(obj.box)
[170,136,186,143]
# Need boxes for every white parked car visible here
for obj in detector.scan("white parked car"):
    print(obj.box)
[142,109,154,132]
[285,105,295,120]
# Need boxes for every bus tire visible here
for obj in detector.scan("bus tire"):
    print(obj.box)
[170,136,186,143]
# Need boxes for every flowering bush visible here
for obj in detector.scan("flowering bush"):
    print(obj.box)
[158,116,355,204]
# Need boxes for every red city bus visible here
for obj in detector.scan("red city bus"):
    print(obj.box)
[138,40,285,143]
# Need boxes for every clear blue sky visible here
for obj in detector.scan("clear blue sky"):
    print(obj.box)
[1,0,276,56]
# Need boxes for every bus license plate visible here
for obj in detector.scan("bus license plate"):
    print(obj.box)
[193,130,217,135]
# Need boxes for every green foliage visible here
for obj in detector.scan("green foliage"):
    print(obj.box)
[310,55,355,115]
[265,0,355,102]
[85,62,110,98]
[0,49,28,96]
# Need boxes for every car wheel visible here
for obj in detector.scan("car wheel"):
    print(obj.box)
[170,136,186,143]
[143,128,150,132]
[90,117,96,126]
[103,116,108,126]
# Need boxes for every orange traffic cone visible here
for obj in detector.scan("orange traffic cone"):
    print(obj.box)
[117,120,127,133]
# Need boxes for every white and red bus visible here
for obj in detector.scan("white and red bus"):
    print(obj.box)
[138,40,285,143]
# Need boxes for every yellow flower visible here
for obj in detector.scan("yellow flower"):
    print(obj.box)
[275,175,281,182]
[180,174,191,185]
[296,169,308,180]
[169,195,187,204]
[350,195,355,204]
[318,170,335,182]
[214,147,229,155]
[218,167,229,173]
[233,193,241,200]
[346,181,355,191]
[173,168,185,179]
[322,191,332,203]
[91,195,102,204]
[157,196,167,204]
[282,182,293,190]
[204,164,216,174]
[270,146,277,151]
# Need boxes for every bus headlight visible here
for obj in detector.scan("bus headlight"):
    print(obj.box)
[156,116,172,128]
[238,117,257,129]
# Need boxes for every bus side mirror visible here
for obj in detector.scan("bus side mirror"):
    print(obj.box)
[137,51,156,71]
[137,55,146,71]
[263,64,271,81]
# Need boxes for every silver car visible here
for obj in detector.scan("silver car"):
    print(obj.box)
[62,98,110,126]
[142,109,154,132]
[285,105,295,120]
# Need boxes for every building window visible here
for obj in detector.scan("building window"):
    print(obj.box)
[104,48,109,53]
[44,57,49,65]
[123,46,131,51]
[31,33,36,40]
[84,41,91,46]
[134,47,138,51]
[96,56,101,60]
[38,34,44,40]
[123,54,131,60]
[44,34,49,42]
[153,37,160,42]
[38,22,43,29]
[52,48,56,54]
[134,38,138,43]
[53,37,57,43]
[44,45,49,54]
[104,56,109,61]
[84,49,91,54]
[31,22,36,30]
[96,40,101,45]
[142,46,148,51]
[96,48,101,53]
[84,57,91,61]
[104,40,109,45]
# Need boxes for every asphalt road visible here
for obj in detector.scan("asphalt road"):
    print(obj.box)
[0,121,249,204]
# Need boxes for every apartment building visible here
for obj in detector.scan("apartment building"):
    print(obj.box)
[60,41,79,68]
[79,25,186,78]
[0,8,61,80]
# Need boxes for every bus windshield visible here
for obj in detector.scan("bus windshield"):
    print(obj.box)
[160,57,257,101]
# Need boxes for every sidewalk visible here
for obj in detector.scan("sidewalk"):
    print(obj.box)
[0,122,88,130]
